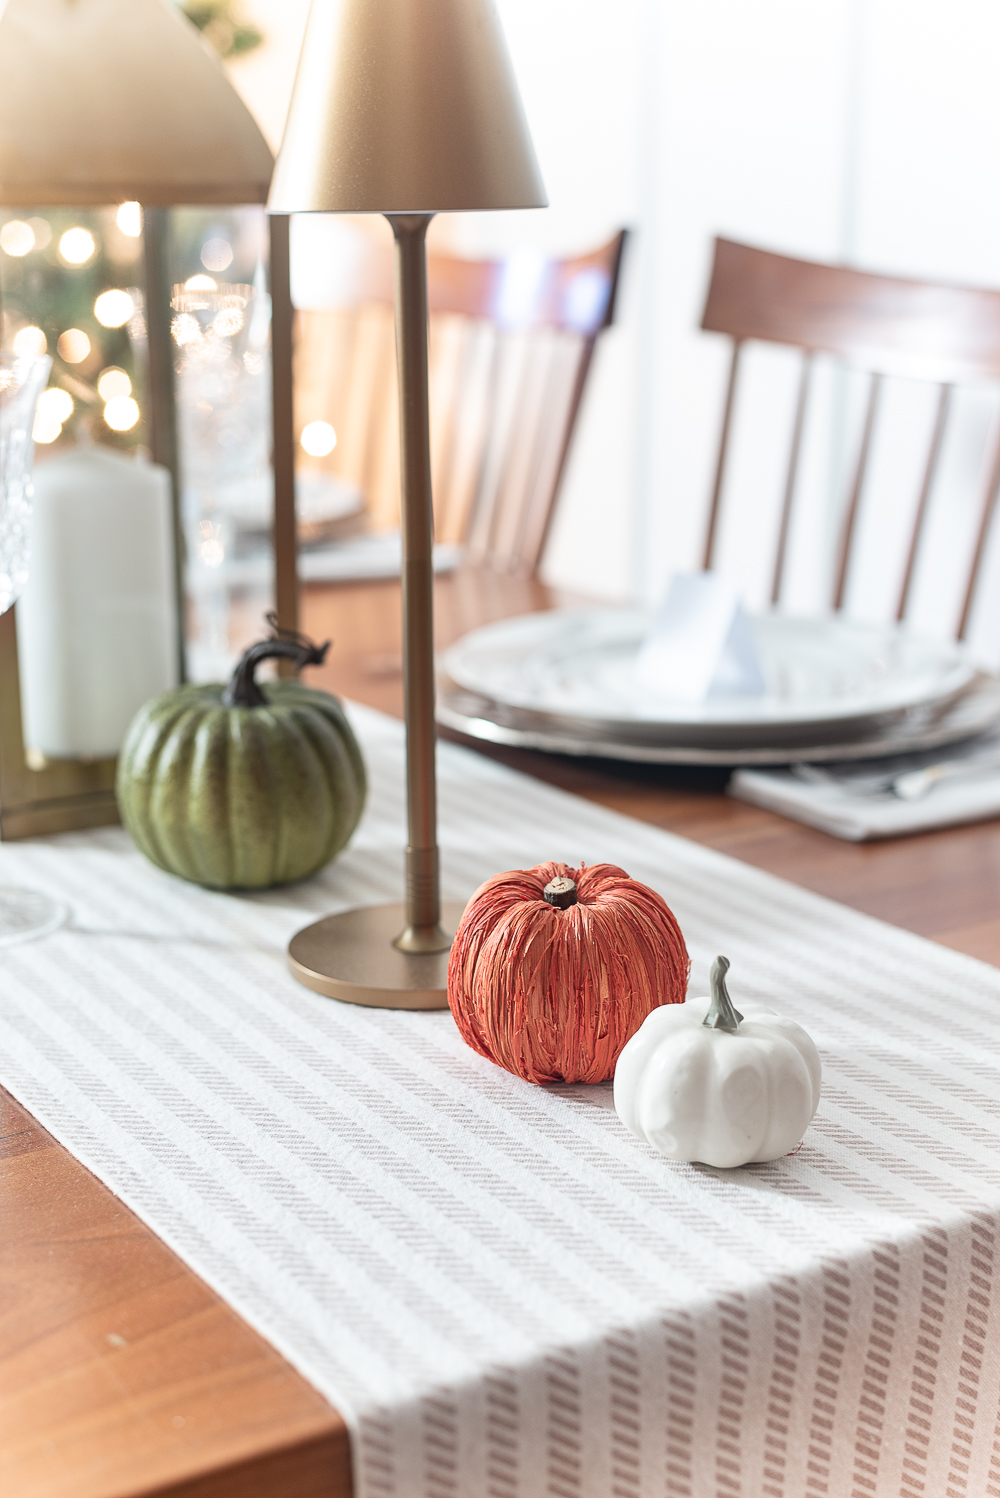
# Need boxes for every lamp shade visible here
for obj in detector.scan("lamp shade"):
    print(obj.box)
[0,0,273,207]
[269,0,546,214]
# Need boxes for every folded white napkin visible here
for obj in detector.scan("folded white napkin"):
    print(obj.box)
[635,571,766,700]
[729,733,1000,840]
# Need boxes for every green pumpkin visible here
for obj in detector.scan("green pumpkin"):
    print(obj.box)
[116,634,366,890]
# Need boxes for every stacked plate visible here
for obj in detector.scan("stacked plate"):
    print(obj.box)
[437,609,1000,765]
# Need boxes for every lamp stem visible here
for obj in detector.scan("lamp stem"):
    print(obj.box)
[387,213,450,955]
[269,212,299,660]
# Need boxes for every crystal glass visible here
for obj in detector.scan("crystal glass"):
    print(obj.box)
[172,277,273,682]
[0,353,49,613]
[0,351,69,945]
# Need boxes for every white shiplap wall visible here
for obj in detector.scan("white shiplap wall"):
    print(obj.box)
[229,1,1000,660]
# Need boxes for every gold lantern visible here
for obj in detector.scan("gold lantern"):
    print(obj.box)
[0,0,298,838]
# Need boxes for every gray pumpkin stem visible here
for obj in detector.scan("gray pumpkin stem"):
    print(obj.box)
[223,635,330,709]
[703,955,743,1033]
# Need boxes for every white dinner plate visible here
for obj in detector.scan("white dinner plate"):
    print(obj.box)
[437,673,1000,766]
[440,610,975,746]
[211,471,364,532]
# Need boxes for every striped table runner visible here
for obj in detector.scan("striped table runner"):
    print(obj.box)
[2,702,1000,1498]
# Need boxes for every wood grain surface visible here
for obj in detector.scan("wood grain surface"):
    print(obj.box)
[0,1090,350,1498]
[5,564,1000,1498]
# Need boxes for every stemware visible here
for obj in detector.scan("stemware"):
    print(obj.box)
[170,278,271,680]
[0,350,69,945]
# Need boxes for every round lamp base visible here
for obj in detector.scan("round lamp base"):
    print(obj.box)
[287,900,468,1009]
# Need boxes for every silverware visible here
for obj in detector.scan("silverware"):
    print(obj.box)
[792,738,1000,801]
[892,752,1000,800]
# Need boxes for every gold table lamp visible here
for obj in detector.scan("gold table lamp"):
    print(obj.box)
[273,0,546,1007]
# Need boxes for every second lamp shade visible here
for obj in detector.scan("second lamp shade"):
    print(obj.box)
[269,0,547,214]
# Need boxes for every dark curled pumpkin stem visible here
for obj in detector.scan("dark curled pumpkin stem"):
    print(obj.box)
[543,876,578,910]
[263,611,320,652]
[223,636,330,709]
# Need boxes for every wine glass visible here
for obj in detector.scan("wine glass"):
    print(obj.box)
[162,277,269,681]
[0,350,69,946]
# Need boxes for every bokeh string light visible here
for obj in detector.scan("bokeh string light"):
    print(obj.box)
[0,220,34,257]
[196,520,225,568]
[200,237,233,272]
[103,395,140,432]
[171,313,201,348]
[32,413,62,446]
[57,328,91,364]
[13,326,47,358]
[116,202,143,238]
[59,227,96,265]
[300,420,337,457]
[33,387,74,445]
[97,367,132,402]
[211,307,244,337]
[93,289,134,328]
[38,388,73,424]
[28,218,52,251]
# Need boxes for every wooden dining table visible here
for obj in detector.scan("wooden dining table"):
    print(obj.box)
[4,564,1000,1498]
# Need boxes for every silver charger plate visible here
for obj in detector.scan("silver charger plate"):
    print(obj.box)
[437,674,1000,766]
[440,610,976,748]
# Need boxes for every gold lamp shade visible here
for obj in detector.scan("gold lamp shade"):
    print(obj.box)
[0,0,273,206]
[269,0,547,214]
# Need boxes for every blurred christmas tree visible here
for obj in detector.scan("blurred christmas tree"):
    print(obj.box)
[181,1,264,59]
[0,207,148,451]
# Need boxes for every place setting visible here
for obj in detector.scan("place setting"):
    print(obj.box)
[439,567,1000,837]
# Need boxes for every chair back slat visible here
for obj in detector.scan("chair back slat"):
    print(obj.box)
[833,372,882,610]
[479,343,530,565]
[434,322,497,546]
[465,332,530,565]
[426,314,469,541]
[959,419,1000,640]
[771,353,814,605]
[896,383,952,621]
[488,332,562,569]
[702,341,743,571]
[293,231,627,576]
[512,336,589,574]
[488,333,587,573]
[297,305,399,524]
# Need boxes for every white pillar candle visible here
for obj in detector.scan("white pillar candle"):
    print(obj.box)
[17,446,178,759]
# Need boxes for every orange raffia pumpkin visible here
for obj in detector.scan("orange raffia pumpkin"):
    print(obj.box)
[447,861,690,1084]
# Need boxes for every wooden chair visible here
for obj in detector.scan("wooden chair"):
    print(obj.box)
[294,231,627,576]
[700,237,1000,639]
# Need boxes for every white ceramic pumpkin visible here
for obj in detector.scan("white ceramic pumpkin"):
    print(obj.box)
[613,956,821,1168]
